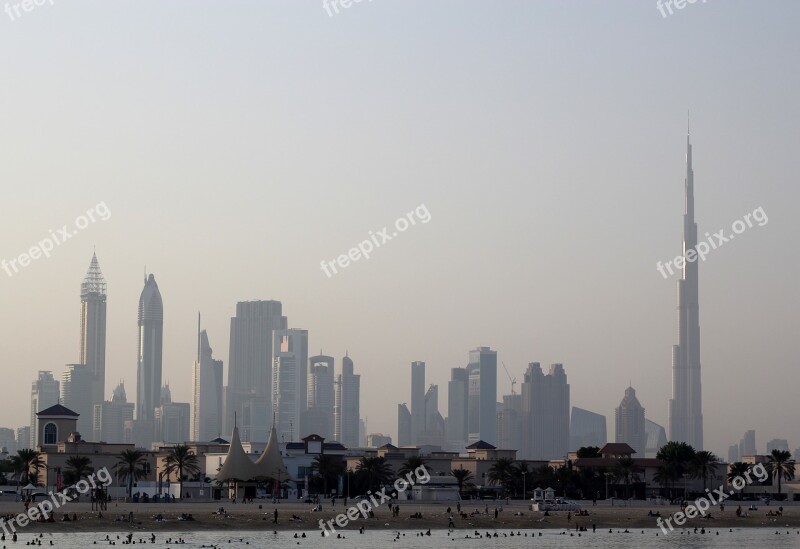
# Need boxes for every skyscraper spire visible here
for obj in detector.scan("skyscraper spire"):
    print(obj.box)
[669,122,704,450]
[80,251,107,419]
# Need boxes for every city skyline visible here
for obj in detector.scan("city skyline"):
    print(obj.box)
[1,2,797,459]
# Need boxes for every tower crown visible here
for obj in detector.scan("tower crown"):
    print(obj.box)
[81,252,107,297]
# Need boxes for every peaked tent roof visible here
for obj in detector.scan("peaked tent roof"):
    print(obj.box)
[216,426,258,482]
[254,424,291,480]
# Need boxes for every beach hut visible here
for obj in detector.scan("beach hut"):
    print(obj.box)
[544,487,556,501]
[532,487,544,502]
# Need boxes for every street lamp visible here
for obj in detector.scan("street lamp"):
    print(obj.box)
[604,472,612,501]
[522,472,527,501]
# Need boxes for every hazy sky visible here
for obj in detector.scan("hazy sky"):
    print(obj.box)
[1,1,797,459]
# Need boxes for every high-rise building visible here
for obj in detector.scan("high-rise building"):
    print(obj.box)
[497,394,522,451]
[272,329,309,442]
[79,252,107,410]
[569,407,607,451]
[615,386,646,456]
[417,384,445,447]
[333,353,360,448]
[0,428,18,454]
[466,347,497,445]
[136,273,164,436]
[225,300,287,441]
[30,371,60,448]
[644,419,668,458]
[668,123,704,450]
[191,317,224,442]
[302,355,335,439]
[154,384,190,443]
[367,433,392,448]
[93,381,135,443]
[410,361,425,444]
[739,430,756,458]
[728,444,740,464]
[767,439,789,453]
[397,403,411,447]
[16,427,31,451]
[61,363,94,438]
[520,362,570,460]
[446,367,468,450]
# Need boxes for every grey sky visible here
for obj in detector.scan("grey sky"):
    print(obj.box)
[1,0,797,458]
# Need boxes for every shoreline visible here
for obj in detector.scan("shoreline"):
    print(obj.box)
[1,500,797,533]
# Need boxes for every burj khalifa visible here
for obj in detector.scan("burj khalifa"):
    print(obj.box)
[668,120,704,450]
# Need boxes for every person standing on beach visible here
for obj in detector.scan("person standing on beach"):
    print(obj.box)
[274,508,278,524]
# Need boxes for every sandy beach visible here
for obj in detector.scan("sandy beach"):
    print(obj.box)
[1,499,797,534]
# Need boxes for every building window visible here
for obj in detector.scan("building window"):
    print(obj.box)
[43,423,57,444]
[142,461,151,475]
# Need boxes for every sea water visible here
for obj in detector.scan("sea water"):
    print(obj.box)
[7,528,800,548]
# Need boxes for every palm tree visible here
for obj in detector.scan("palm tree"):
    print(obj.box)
[162,445,201,500]
[612,457,641,499]
[691,451,719,491]
[311,454,345,496]
[487,458,516,497]
[114,449,148,500]
[63,456,94,485]
[451,467,474,495]
[355,456,393,493]
[656,441,696,496]
[728,462,750,484]
[766,450,795,496]
[15,449,44,486]
[398,456,427,481]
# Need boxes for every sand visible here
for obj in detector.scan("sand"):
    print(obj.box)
[0,499,796,533]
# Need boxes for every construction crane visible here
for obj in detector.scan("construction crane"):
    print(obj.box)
[501,362,517,395]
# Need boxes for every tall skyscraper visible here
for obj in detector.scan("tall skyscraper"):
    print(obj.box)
[615,386,646,455]
[191,316,224,442]
[496,393,522,451]
[520,362,570,460]
[302,355,335,439]
[570,407,607,451]
[417,384,445,447]
[644,419,668,458]
[154,384,190,443]
[30,371,59,448]
[333,353,360,448]
[728,444,740,464]
[410,361,425,444]
[61,363,94,438]
[739,429,756,457]
[79,252,107,409]
[446,367,468,450]
[225,300,287,441]
[93,381,135,443]
[467,347,497,445]
[136,273,164,424]
[668,123,704,450]
[272,328,309,442]
[397,403,411,447]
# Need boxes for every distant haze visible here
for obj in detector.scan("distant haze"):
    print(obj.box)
[0,1,797,458]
